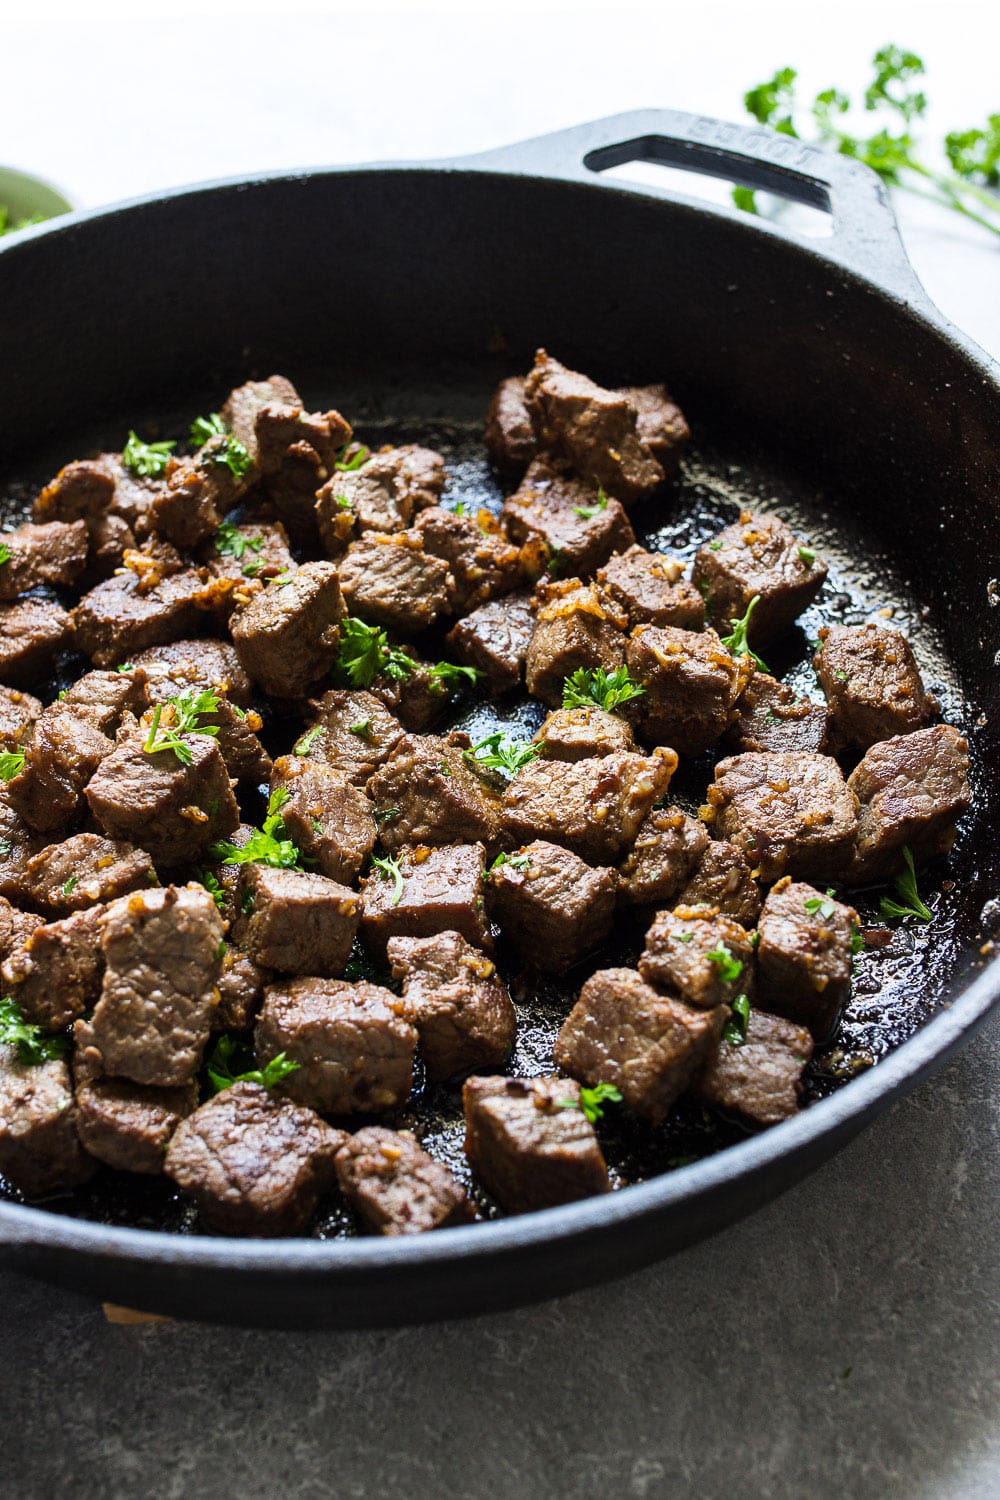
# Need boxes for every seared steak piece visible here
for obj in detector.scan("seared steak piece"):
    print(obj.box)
[297,689,406,788]
[388,929,515,1081]
[487,840,616,972]
[756,878,858,1039]
[533,706,635,761]
[5,706,114,832]
[724,672,829,756]
[213,946,269,1033]
[203,520,295,590]
[676,838,763,927]
[204,698,271,788]
[367,656,458,735]
[71,570,212,667]
[501,458,636,578]
[0,787,44,901]
[221,374,351,479]
[360,842,491,956]
[337,533,454,633]
[639,908,754,1008]
[619,383,690,475]
[366,735,501,851]
[61,666,149,734]
[316,444,446,550]
[696,1007,813,1127]
[235,865,361,977]
[21,833,155,916]
[231,561,345,699]
[597,545,705,630]
[524,351,664,502]
[34,455,116,523]
[501,749,676,864]
[848,724,971,880]
[88,885,225,1087]
[255,977,417,1114]
[415,507,524,612]
[815,623,934,750]
[335,1127,474,1235]
[0,519,89,599]
[445,589,536,692]
[270,755,375,884]
[555,967,726,1124]
[485,376,537,473]
[153,431,258,549]
[625,624,750,756]
[0,896,44,963]
[462,1074,610,1213]
[133,639,254,707]
[86,728,239,868]
[708,751,859,883]
[0,598,71,686]
[693,512,827,647]
[1,905,106,1030]
[0,684,43,749]
[525,579,627,707]
[618,805,709,908]
[73,1021,196,1174]
[0,1046,94,1198]
[164,1080,343,1236]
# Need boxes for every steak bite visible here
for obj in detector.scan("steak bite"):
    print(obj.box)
[848,724,971,880]
[0,598,71,686]
[501,458,636,578]
[415,506,524,611]
[618,805,709,908]
[597,545,705,631]
[756,878,858,1040]
[337,532,454,633]
[815,622,934,750]
[696,1007,813,1127]
[85,728,239,868]
[724,672,829,756]
[524,350,664,502]
[524,579,627,707]
[270,755,375,884]
[335,1127,474,1235]
[21,833,155,916]
[462,1074,611,1213]
[213,946,269,1033]
[365,735,501,851]
[152,442,255,549]
[204,698,271,788]
[0,896,44,963]
[5,706,114,833]
[220,375,351,486]
[0,685,43,749]
[486,840,616,972]
[501,749,677,864]
[676,838,763,928]
[625,624,750,756]
[73,1022,197,1174]
[0,1047,94,1198]
[235,865,361,977]
[619,383,691,474]
[387,929,515,1081]
[70,570,213,668]
[255,977,417,1114]
[555,967,726,1124]
[1,906,106,1031]
[638,909,754,1008]
[296,689,405,788]
[533,705,635,761]
[202,520,294,590]
[164,1080,343,1236]
[231,562,345,699]
[485,375,537,473]
[707,751,859,883]
[316,444,446,550]
[0,788,44,901]
[61,666,149,734]
[87,885,225,1087]
[133,639,254,707]
[693,512,827,646]
[0,519,89,599]
[445,589,536,692]
[360,842,490,956]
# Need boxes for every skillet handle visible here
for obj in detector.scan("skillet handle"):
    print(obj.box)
[462,109,929,303]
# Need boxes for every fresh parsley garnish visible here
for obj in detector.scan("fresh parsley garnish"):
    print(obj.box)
[349,718,372,738]
[0,750,25,782]
[572,486,609,520]
[143,690,221,766]
[722,993,751,1046]
[116,662,135,674]
[205,1033,300,1095]
[122,430,175,478]
[371,853,404,907]
[797,545,816,566]
[294,725,323,756]
[464,731,541,777]
[0,542,10,568]
[562,665,645,713]
[705,944,744,983]
[215,519,264,562]
[335,444,370,472]
[489,850,532,873]
[335,617,417,689]
[720,595,769,672]
[205,434,253,481]
[62,877,78,898]
[851,924,865,955]
[334,494,352,510]
[372,806,399,827]
[0,995,68,1066]
[878,846,933,923]
[451,500,471,517]
[190,412,227,446]
[199,870,228,911]
[804,894,837,920]
[557,1081,623,1125]
[425,661,481,696]
[210,787,303,870]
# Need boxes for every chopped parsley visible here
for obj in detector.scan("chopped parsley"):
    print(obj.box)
[334,444,370,472]
[879,846,933,923]
[189,412,227,446]
[349,719,373,738]
[722,993,751,1046]
[708,540,723,551]
[116,662,135,674]
[199,870,228,911]
[562,665,645,713]
[294,725,324,756]
[851,924,865,955]
[572,486,609,520]
[334,494,352,510]
[705,944,744,983]
[720,595,769,672]
[797,545,817,566]
[335,616,416,689]
[122,430,175,478]
[489,851,532,873]
[0,542,10,567]
[425,661,481,696]
[370,853,404,907]
[0,995,68,1066]
[206,1033,300,1095]
[204,434,253,481]
[804,894,837,920]
[373,806,399,827]
[210,787,303,870]
[61,877,78,898]
[215,519,264,562]
[143,690,221,766]
[557,1081,623,1125]
[464,731,541,777]
[0,750,25,782]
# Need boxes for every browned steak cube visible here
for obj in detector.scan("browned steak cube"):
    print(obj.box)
[388,929,515,1081]
[445,589,536,692]
[848,724,971,881]
[316,444,446,551]
[71,570,213,668]
[639,909,754,1007]
[86,729,239,868]
[708,751,859,883]
[0,685,43,749]
[815,623,934,750]
[555,967,726,1124]
[0,520,89,599]
[87,885,225,1087]
[337,533,454,633]
[203,520,294,589]
[231,562,345,698]
[152,442,253,549]
[697,1007,813,1127]
[485,376,537,473]
[367,656,459,734]
[619,383,691,475]
[335,1127,474,1235]
[501,458,636,578]
[204,698,271,788]
[236,865,360,977]
[597,545,705,630]
[270,755,375,884]
[462,1073,610,1213]
[487,840,616,971]
[21,833,155,916]
[61,666,149,734]
[360,842,490,956]
[221,375,351,481]
[164,1080,343,1235]
[1,905,105,1030]
[365,734,501,850]
[524,350,664,502]
[297,689,406,787]
[0,1047,94,1197]
[676,839,763,927]
[525,579,627,707]
[133,639,254,707]
[255,977,417,1114]
[625,624,750,755]
[5,707,113,833]
[34,454,117,523]
[618,805,709,907]
[415,507,524,612]
[725,672,829,756]
[533,706,635,761]
[693,512,827,647]
[0,787,44,901]
[0,599,71,686]
[501,749,676,864]
[73,1021,197,1174]
[756,878,858,1039]
[213,946,269,1033]
[0,896,43,963]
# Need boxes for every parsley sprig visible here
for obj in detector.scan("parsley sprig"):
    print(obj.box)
[0,750,25,782]
[572,486,610,520]
[557,1081,623,1125]
[210,787,303,870]
[335,444,370,472]
[122,430,175,478]
[206,1033,300,1095]
[143,690,221,766]
[0,995,68,1065]
[705,944,744,983]
[336,617,417,689]
[0,542,11,568]
[879,846,933,923]
[190,412,227,446]
[720,596,769,673]
[722,993,751,1046]
[370,853,404,907]
[205,434,253,481]
[215,519,264,564]
[464,731,541,778]
[562,665,645,713]
[489,851,532,873]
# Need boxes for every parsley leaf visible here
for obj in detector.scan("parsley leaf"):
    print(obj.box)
[190,412,227,446]
[562,665,645,713]
[199,869,228,911]
[804,895,837,920]
[557,1081,623,1125]
[425,661,481,696]
[878,845,933,923]
[62,877,78,898]
[349,718,372,738]
[0,750,25,782]
[209,787,303,870]
[335,616,417,689]
[797,545,816,566]
[0,542,11,568]
[722,993,751,1046]
[143,690,221,766]
[215,519,264,562]
[489,851,532,873]
[294,725,323,756]
[122,430,175,478]
[720,595,769,672]
[335,444,370,472]
[573,486,610,520]
[370,853,404,907]
[464,731,541,777]
[205,434,253,481]
[206,1033,300,1095]
[0,995,68,1065]
[705,944,744,983]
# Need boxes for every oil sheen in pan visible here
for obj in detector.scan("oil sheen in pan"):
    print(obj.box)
[0,404,974,1236]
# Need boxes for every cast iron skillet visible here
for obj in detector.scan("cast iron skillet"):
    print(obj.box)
[0,110,998,1329]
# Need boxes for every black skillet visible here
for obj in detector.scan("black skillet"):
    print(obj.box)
[0,110,998,1329]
